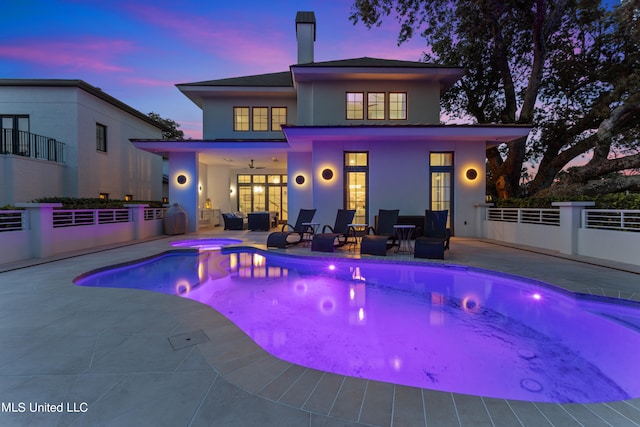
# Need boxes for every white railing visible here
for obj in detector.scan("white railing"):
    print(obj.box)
[52,209,131,228]
[0,210,26,232]
[144,208,165,221]
[487,208,560,226]
[1,204,167,264]
[582,209,640,232]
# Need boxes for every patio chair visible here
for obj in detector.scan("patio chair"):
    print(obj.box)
[266,208,317,248]
[222,212,246,230]
[312,209,356,251]
[360,209,400,256]
[414,210,450,259]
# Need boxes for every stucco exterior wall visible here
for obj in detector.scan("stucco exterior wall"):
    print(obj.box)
[76,89,162,200]
[202,94,297,140]
[0,84,163,204]
[299,80,440,126]
[306,138,486,237]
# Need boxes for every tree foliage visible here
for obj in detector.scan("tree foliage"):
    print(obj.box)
[350,0,640,198]
[147,112,184,140]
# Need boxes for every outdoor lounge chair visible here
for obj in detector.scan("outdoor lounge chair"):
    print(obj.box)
[266,208,317,248]
[311,209,356,252]
[414,210,450,259]
[360,209,400,256]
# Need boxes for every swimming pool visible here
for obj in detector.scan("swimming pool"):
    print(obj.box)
[74,248,640,403]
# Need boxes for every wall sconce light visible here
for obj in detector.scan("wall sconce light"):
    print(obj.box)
[321,168,334,181]
[177,174,187,185]
[295,175,305,185]
[198,185,203,192]
[466,168,478,180]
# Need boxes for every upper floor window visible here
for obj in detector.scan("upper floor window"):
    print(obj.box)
[234,106,286,132]
[233,107,250,131]
[252,107,268,131]
[96,123,107,152]
[346,92,364,120]
[347,92,407,120]
[271,107,287,131]
[389,92,407,120]
[367,93,385,120]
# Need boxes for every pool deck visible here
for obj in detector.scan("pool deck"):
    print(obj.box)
[1,228,639,427]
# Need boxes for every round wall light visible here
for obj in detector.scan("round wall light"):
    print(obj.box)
[466,168,478,180]
[321,168,334,180]
[177,174,187,185]
[295,175,305,185]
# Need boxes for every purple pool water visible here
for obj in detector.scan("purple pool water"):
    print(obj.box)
[75,249,640,403]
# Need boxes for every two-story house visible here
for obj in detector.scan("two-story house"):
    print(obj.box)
[133,11,530,234]
[1,79,164,206]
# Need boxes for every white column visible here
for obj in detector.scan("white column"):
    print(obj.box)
[15,203,62,258]
[552,201,595,255]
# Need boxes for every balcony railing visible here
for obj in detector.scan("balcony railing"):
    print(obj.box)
[1,128,65,163]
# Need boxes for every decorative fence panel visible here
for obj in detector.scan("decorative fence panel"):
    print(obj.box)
[487,208,560,226]
[582,210,640,232]
[0,210,26,232]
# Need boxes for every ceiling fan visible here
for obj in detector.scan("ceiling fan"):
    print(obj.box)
[248,159,265,169]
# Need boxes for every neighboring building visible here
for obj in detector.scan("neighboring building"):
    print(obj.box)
[133,11,531,234]
[1,79,164,206]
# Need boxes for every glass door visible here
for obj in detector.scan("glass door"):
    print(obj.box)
[344,152,368,225]
[429,152,454,232]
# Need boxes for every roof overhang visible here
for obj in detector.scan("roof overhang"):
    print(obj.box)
[132,124,531,166]
[281,124,532,150]
[177,85,295,109]
[290,66,465,92]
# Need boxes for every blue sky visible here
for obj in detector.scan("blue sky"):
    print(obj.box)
[0,0,427,139]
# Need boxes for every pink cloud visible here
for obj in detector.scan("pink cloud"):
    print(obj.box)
[124,4,295,72]
[123,77,175,87]
[0,38,135,73]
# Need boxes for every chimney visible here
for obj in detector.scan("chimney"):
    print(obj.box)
[295,11,316,64]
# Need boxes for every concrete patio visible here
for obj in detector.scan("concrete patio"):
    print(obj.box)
[0,228,639,427]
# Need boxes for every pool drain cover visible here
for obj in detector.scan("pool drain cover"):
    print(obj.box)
[520,378,543,393]
[168,330,210,350]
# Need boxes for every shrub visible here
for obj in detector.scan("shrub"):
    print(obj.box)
[31,197,165,209]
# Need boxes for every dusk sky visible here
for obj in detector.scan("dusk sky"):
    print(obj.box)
[1,0,428,139]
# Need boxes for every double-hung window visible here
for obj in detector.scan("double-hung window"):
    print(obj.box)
[233,107,250,131]
[367,93,385,120]
[346,92,364,120]
[389,92,407,120]
[271,107,287,131]
[252,107,268,131]
[96,123,107,152]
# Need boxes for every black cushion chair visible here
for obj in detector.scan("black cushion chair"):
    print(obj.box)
[360,209,400,256]
[266,208,317,248]
[414,210,450,259]
[222,213,245,230]
[312,209,356,250]
[248,212,270,231]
